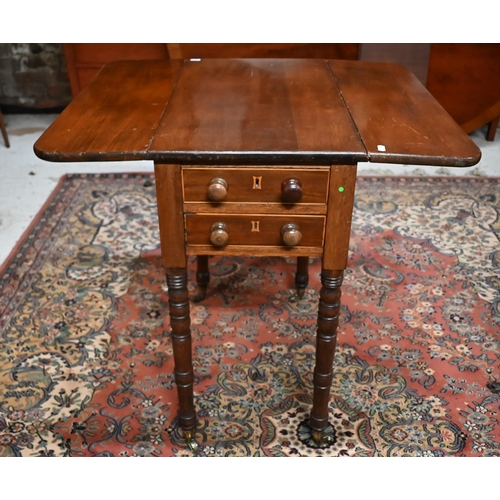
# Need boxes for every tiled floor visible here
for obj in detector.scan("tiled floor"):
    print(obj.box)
[0,112,499,266]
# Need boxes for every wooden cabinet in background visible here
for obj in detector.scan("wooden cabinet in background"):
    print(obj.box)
[426,43,500,140]
[165,43,359,60]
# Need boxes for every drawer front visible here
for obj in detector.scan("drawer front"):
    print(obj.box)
[182,167,329,204]
[185,214,325,247]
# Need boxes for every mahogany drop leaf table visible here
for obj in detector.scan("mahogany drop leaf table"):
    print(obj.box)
[34,58,481,452]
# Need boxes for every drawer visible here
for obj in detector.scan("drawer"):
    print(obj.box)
[185,214,325,248]
[182,167,330,204]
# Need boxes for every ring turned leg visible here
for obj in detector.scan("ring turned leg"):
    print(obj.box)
[192,255,210,303]
[310,269,343,445]
[294,256,309,301]
[166,269,198,452]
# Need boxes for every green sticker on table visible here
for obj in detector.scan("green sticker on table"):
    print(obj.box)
[338,186,345,192]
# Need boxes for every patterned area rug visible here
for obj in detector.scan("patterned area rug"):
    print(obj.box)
[0,173,499,457]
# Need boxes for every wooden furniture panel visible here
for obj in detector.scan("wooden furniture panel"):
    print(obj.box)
[322,165,358,271]
[426,43,500,137]
[154,164,187,269]
[185,244,323,258]
[34,60,183,162]
[36,57,484,168]
[182,167,330,204]
[63,43,498,140]
[359,43,431,85]
[70,67,104,95]
[329,59,481,166]
[64,43,359,98]
[167,43,359,60]
[353,43,500,139]
[150,59,366,165]
[185,214,325,247]
[64,43,171,96]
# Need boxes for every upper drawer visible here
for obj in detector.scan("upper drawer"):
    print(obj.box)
[182,167,330,204]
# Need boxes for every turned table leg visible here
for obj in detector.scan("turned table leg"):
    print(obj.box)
[486,116,499,141]
[308,164,356,445]
[192,255,210,303]
[166,269,198,452]
[310,269,343,445]
[155,163,199,451]
[290,256,309,302]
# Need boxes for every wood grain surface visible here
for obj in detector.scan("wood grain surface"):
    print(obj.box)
[34,58,482,168]
[181,167,330,204]
[167,43,359,60]
[329,60,482,167]
[185,213,325,247]
[322,164,358,270]
[149,59,366,165]
[34,60,183,162]
[426,43,500,134]
[154,163,187,269]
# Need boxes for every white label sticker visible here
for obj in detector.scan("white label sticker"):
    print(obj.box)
[377,145,386,152]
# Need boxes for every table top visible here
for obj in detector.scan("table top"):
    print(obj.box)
[34,58,481,167]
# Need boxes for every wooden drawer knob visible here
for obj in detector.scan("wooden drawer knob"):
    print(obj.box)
[281,178,303,203]
[210,222,229,247]
[207,178,229,201]
[281,223,302,247]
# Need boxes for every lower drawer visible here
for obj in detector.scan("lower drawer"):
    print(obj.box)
[185,214,325,248]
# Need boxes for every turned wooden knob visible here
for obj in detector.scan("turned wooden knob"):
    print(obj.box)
[281,223,302,247]
[207,178,229,201]
[210,222,229,247]
[281,178,303,203]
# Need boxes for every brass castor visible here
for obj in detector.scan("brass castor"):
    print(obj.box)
[184,430,199,453]
[312,430,334,446]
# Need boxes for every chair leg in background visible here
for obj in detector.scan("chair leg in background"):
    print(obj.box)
[486,116,499,141]
[0,110,10,148]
